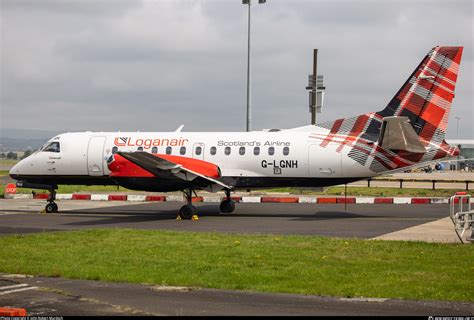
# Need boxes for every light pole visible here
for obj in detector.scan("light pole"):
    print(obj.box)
[455,116,461,139]
[242,0,266,132]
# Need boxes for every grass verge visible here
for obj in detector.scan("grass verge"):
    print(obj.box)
[257,187,467,198]
[0,229,472,302]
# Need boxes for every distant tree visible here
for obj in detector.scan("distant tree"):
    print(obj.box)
[0,153,5,158]
[21,150,33,159]
[6,152,18,160]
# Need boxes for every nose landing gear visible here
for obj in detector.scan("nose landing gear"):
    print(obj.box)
[178,188,197,220]
[44,189,58,213]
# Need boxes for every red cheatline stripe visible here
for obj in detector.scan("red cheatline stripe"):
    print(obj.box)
[261,197,299,203]
[231,196,242,202]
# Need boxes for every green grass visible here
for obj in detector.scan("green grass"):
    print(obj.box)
[0,159,19,166]
[0,229,472,302]
[0,170,9,177]
[260,186,468,198]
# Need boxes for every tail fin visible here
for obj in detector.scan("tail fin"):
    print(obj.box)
[378,46,463,145]
[313,46,463,173]
[317,46,463,145]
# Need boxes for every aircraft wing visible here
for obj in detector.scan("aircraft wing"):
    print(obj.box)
[114,151,231,191]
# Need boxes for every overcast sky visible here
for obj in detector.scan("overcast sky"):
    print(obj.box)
[1,0,472,138]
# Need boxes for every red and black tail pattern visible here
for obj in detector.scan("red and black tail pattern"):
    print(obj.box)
[312,46,463,173]
[379,46,463,145]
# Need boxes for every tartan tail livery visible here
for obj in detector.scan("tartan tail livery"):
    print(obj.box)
[314,46,463,174]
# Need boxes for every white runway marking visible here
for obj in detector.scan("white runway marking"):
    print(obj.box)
[0,283,38,295]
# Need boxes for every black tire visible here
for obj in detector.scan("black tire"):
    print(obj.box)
[45,202,58,213]
[179,205,196,220]
[220,199,235,213]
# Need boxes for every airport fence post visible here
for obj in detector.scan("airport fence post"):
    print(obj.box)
[367,179,371,187]
[432,180,436,190]
[399,179,403,189]
[466,181,469,191]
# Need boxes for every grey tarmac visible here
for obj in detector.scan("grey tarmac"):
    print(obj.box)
[0,199,453,238]
[0,275,472,316]
[0,199,470,316]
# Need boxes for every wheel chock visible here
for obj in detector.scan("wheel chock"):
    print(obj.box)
[176,215,182,220]
[192,215,199,221]
[40,209,46,214]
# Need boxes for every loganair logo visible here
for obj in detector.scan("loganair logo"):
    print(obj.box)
[115,137,128,146]
[114,137,189,149]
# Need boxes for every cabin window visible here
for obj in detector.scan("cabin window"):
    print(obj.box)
[210,146,217,155]
[239,147,245,155]
[180,146,186,155]
[112,146,118,154]
[195,146,202,156]
[225,146,231,155]
[283,146,289,156]
[137,146,143,151]
[268,147,275,156]
[253,147,260,156]
[151,146,158,154]
[166,146,172,155]
[42,142,60,153]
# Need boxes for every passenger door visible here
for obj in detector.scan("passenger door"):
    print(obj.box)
[87,136,106,176]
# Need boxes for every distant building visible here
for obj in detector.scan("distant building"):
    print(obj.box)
[445,139,474,171]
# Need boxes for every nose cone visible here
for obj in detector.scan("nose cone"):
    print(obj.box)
[9,159,25,180]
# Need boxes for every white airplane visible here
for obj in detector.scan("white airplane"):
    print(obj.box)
[9,46,464,219]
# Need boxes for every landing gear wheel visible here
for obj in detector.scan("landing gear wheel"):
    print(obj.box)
[45,202,58,213]
[179,204,196,220]
[220,199,235,213]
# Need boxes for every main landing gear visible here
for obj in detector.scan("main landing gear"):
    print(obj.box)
[178,188,197,220]
[219,189,235,214]
[177,188,236,219]
[45,189,58,213]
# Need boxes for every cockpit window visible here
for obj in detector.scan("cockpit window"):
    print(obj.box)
[42,142,60,153]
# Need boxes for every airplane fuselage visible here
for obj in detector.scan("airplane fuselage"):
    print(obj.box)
[10,128,376,192]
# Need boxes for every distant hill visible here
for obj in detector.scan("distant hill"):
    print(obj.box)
[0,128,63,151]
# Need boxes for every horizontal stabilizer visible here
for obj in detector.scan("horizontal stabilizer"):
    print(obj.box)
[378,117,426,153]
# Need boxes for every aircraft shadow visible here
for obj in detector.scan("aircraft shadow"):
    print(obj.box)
[61,205,378,227]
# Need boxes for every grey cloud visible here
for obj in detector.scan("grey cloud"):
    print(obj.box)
[1,0,472,137]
